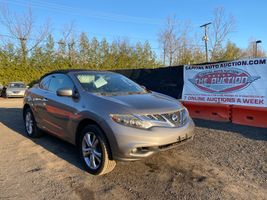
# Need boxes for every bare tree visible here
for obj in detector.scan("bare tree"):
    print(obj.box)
[58,22,77,65]
[0,5,50,64]
[158,16,190,66]
[158,16,179,66]
[209,7,236,61]
[158,31,167,65]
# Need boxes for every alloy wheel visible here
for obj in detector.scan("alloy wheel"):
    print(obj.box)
[82,132,102,170]
[25,111,33,135]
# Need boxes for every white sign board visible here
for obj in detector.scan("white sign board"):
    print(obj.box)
[182,58,267,107]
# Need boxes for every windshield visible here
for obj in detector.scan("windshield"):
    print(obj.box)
[75,72,147,95]
[8,83,26,88]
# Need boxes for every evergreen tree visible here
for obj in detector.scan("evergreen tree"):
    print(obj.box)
[78,32,90,67]
[99,38,109,68]
[44,34,55,64]
[90,37,100,69]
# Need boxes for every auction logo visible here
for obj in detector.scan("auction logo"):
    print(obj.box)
[189,69,260,93]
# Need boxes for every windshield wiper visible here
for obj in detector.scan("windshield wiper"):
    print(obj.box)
[126,91,147,95]
[95,92,118,96]
[95,91,147,96]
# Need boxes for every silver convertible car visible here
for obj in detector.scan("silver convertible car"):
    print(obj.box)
[23,70,195,175]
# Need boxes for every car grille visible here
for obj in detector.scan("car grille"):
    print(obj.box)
[144,108,187,127]
[146,114,165,121]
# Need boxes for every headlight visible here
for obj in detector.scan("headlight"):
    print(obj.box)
[181,108,189,124]
[110,114,153,129]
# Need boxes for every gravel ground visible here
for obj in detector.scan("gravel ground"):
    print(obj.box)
[0,98,266,200]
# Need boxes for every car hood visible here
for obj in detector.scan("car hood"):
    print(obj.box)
[98,92,182,114]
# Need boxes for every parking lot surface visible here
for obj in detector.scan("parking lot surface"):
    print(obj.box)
[0,98,266,200]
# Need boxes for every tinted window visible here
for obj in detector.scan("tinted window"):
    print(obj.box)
[48,74,74,93]
[8,82,26,88]
[39,76,51,90]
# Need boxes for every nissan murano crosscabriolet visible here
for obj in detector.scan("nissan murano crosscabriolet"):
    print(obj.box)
[23,70,195,175]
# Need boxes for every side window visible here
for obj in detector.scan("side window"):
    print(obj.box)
[39,76,51,90]
[48,74,74,93]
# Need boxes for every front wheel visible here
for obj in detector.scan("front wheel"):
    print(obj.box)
[23,108,42,138]
[79,125,116,175]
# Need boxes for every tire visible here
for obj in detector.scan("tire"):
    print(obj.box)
[23,108,43,138]
[79,125,116,175]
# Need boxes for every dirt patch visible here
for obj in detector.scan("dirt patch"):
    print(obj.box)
[0,98,266,199]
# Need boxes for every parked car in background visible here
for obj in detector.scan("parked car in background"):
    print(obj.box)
[4,82,27,98]
[23,70,195,175]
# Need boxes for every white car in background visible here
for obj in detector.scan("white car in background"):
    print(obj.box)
[5,82,27,98]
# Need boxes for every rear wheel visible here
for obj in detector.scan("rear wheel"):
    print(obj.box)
[23,108,42,138]
[79,125,116,175]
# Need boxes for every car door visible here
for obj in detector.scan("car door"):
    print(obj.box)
[32,75,52,128]
[44,74,79,140]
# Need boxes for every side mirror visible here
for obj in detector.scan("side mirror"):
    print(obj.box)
[141,85,150,92]
[56,88,73,97]
[141,85,147,90]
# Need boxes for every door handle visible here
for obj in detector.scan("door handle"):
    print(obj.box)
[33,97,43,101]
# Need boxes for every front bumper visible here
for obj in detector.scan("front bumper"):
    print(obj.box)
[6,92,25,97]
[102,118,195,161]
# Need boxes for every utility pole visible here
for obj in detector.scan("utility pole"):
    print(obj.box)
[200,22,212,62]
[255,40,262,57]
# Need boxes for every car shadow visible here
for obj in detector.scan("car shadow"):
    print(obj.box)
[0,107,84,171]
[194,118,267,141]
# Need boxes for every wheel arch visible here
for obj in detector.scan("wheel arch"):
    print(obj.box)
[75,118,114,160]
[23,104,31,119]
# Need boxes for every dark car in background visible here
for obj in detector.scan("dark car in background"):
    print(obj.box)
[23,70,195,175]
[0,83,3,96]
[4,82,27,98]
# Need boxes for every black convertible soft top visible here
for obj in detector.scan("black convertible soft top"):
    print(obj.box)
[40,69,115,81]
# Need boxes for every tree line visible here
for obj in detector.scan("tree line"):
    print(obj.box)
[0,5,265,85]
[0,33,159,85]
[0,6,159,85]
